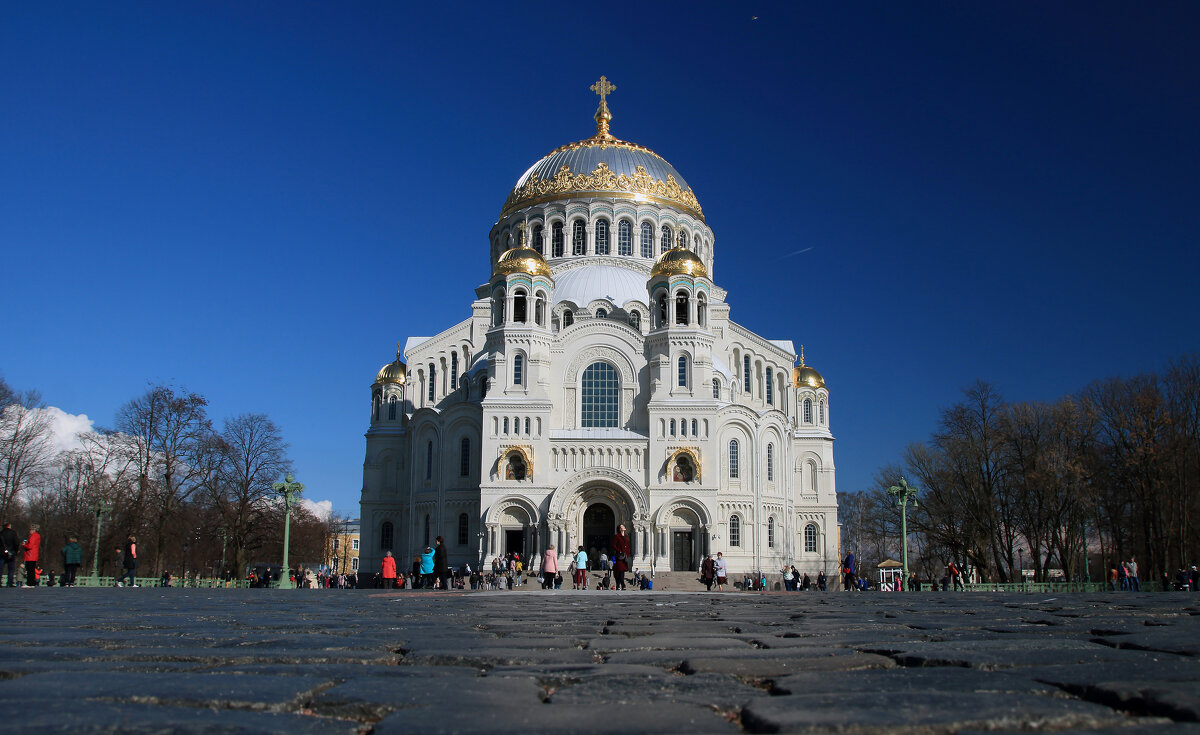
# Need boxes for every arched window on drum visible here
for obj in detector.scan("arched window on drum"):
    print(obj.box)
[640,222,653,258]
[660,224,673,253]
[595,219,610,255]
[572,220,586,255]
[552,221,564,257]
[617,220,632,255]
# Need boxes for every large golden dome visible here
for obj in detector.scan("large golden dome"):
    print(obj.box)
[793,347,825,389]
[651,245,708,279]
[500,77,703,221]
[494,246,552,278]
[375,348,407,385]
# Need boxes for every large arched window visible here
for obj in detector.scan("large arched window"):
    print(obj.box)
[552,221,564,257]
[595,219,610,255]
[766,443,774,482]
[728,439,740,479]
[677,355,688,387]
[660,224,673,253]
[380,521,393,551]
[580,361,619,428]
[767,516,775,548]
[804,398,813,424]
[617,220,632,255]
[428,364,436,402]
[729,514,741,547]
[765,367,773,405]
[712,378,720,399]
[513,353,524,386]
[458,513,469,545]
[743,355,751,394]
[533,224,544,255]
[426,440,434,480]
[450,352,459,390]
[804,523,818,553]
[562,310,573,327]
[640,222,653,258]
[388,395,397,420]
[572,220,586,255]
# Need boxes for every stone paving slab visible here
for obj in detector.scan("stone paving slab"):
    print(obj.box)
[0,588,1198,733]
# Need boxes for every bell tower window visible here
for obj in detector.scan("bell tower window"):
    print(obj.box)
[450,352,458,390]
[513,354,524,386]
[513,290,527,323]
[428,364,436,402]
[675,291,689,325]
[766,367,773,405]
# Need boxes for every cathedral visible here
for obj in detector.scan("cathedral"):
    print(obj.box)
[359,79,839,581]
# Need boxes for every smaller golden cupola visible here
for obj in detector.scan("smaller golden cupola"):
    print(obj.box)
[793,346,825,389]
[494,246,552,278]
[375,345,407,385]
[651,245,708,279]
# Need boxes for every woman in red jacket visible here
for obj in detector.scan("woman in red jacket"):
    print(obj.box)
[381,551,397,589]
[610,524,631,591]
[21,524,40,588]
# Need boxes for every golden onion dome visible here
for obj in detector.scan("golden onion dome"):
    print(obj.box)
[793,346,825,389]
[500,77,703,221]
[493,246,552,278]
[651,245,708,279]
[375,347,406,385]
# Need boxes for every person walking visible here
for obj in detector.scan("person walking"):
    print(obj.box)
[21,524,41,588]
[0,522,19,587]
[61,537,82,586]
[948,561,965,591]
[700,554,715,591]
[610,524,631,591]
[434,536,451,591]
[714,552,728,591]
[117,535,138,587]
[381,551,397,589]
[541,545,558,589]
[574,546,588,589]
[1128,556,1141,592]
[843,551,856,591]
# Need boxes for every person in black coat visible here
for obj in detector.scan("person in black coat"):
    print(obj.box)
[0,522,19,588]
[434,536,450,590]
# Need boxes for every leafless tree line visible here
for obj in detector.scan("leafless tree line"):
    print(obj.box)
[1,379,333,579]
[840,355,1200,585]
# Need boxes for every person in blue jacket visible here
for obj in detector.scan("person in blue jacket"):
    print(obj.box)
[420,546,435,589]
[843,551,856,591]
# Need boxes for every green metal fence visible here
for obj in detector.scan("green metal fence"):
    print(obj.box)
[69,576,251,589]
[963,581,1109,593]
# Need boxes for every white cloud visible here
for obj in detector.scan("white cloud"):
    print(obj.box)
[39,406,96,455]
[301,498,333,521]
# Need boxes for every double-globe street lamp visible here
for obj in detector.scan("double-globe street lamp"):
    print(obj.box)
[271,474,305,589]
[886,478,919,590]
[91,503,113,584]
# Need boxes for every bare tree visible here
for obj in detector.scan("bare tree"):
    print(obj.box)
[210,413,291,575]
[0,389,56,519]
[115,385,216,574]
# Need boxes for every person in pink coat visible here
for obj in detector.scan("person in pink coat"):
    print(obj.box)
[541,545,559,589]
[381,551,398,589]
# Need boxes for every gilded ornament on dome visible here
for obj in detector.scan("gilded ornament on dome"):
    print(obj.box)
[502,161,703,220]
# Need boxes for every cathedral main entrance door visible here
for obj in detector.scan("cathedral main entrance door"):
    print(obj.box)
[505,529,525,559]
[673,531,695,571]
[582,504,615,569]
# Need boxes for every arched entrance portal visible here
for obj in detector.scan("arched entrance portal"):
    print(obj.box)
[583,504,615,566]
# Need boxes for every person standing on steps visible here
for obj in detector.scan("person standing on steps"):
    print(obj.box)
[700,554,715,591]
[541,545,558,590]
[610,525,631,591]
[574,546,588,589]
[714,552,728,591]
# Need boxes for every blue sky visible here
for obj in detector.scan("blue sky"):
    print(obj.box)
[2,3,1198,515]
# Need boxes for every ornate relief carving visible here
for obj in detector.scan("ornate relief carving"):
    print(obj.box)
[564,345,636,385]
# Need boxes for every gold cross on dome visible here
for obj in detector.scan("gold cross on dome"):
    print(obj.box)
[590,75,616,105]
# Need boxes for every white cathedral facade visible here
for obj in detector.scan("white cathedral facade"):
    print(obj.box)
[359,81,839,581]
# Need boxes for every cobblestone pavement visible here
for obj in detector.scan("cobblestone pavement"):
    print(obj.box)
[1,589,1199,734]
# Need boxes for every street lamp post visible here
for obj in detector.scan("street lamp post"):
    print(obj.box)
[886,478,919,590]
[1018,548,1025,590]
[91,503,112,584]
[271,474,305,590]
[218,527,228,582]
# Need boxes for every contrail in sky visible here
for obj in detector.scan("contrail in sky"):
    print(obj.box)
[783,247,813,258]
